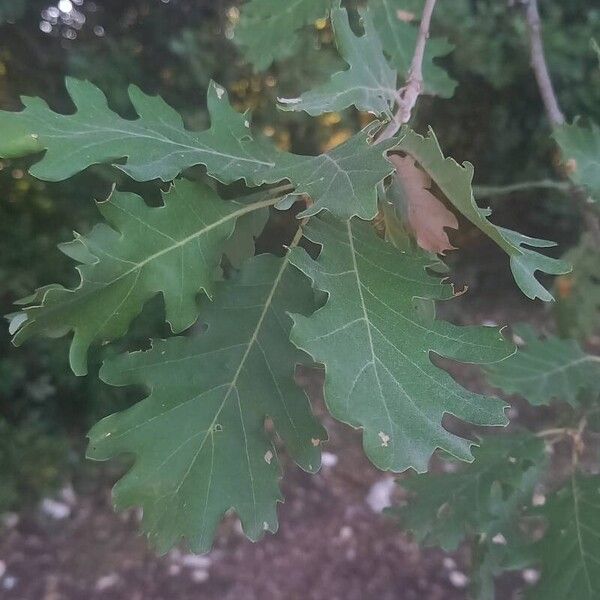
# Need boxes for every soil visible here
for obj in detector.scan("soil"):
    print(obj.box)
[0,425,473,600]
[0,270,548,600]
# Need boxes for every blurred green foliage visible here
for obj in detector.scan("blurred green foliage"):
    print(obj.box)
[0,0,25,25]
[0,418,70,512]
[0,0,598,510]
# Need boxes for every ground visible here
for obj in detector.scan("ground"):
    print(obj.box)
[0,419,473,599]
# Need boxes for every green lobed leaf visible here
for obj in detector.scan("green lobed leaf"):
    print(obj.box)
[394,433,547,600]
[370,0,457,98]
[393,433,546,551]
[221,193,271,269]
[0,78,394,221]
[554,122,600,200]
[470,540,538,600]
[278,6,397,117]
[278,123,397,220]
[554,234,600,340]
[485,324,600,407]
[396,128,571,301]
[234,0,329,71]
[222,210,269,269]
[11,180,276,375]
[528,475,600,600]
[289,215,514,473]
[87,253,326,554]
[0,78,282,185]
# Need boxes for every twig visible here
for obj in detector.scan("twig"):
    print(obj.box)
[536,427,573,439]
[378,0,438,141]
[522,0,600,245]
[287,218,308,249]
[571,416,588,466]
[524,0,565,127]
[473,179,571,198]
[536,416,589,462]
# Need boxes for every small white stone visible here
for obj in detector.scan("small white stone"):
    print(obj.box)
[339,525,353,541]
[321,452,338,468]
[492,533,507,545]
[1,576,17,590]
[366,477,395,513]
[60,484,77,506]
[191,569,209,583]
[442,557,456,570]
[1,513,19,529]
[180,554,211,570]
[449,571,469,588]
[168,564,182,576]
[532,493,546,507]
[522,569,540,585]
[95,573,120,592]
[40,498,71,520]
[442,461,459,473]
[264,450,273,465]
[513,334,525,346]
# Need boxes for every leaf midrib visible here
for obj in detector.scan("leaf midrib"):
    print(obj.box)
[26,196,279,318]
[22,109,277,169]
[347,220,395,462]
[161,245,298,526]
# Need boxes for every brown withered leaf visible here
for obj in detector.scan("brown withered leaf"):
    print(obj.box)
[391,154,458,254]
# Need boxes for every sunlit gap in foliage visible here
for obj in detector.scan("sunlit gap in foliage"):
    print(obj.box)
[39,0,105,39]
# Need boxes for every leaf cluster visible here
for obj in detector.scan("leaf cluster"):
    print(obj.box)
[2,4,598,591]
